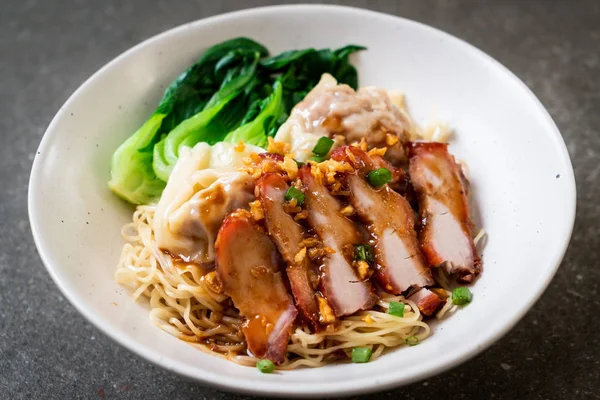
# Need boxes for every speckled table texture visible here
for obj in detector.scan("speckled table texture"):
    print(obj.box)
[1,0,599,399]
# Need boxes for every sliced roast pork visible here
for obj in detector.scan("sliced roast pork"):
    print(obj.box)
[256,173,321,329]
[331,146,434,294]
[408,288,446,317]
[298,166,376,316]
[330,146,409,194]
[371,153,409,194]
[408,142,481,283]
[215,210,297,364]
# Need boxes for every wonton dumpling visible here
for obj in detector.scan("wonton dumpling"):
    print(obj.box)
[154,142,263,264]
[275,73,411,164]
[274,74,338,161]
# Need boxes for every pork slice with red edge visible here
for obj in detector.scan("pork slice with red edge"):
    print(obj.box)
[330,146,408,193]
[298,165,376,316]
[331,146,434,294]
[408,288,447,317]
[408,142,481,283]
[256,173,321,329]
[215,210,297,364]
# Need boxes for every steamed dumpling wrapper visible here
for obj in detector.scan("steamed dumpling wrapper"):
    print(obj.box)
[273,74,337,161]
[154,142,263,264]
[274,73,412,164]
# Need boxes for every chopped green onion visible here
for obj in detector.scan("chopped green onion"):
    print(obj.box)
[388,301,405,317]
[312,136,335,156]
[351,347,372,363]
[366,168,392,187]
[295,159,305,167]
[452,287,473,305]
[284,187,305,205]
[405,336,419,346]
[256,359,275,373]
[354,244,374,264]
[309,155,326,163]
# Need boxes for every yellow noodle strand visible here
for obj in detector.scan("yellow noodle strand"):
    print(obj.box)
[116,206,440,369]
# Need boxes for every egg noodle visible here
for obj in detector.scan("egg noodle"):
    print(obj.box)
[115,206,456,369]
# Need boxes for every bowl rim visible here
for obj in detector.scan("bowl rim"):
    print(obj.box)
[28,4,576,397]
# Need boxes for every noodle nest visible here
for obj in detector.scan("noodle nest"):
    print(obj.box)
[116,206,455,369]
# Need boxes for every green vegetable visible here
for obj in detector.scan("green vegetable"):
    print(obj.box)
[151,137,171,184]
[157,37,268,135]
[152,60,259,180]
[452,287,473,305]
[354,244,374,264]
[256,359,275,373]
[351,347,372,363]
[223,80,284,147]
[366,168,392,188]
[108,38,366,204]
[309,155,326,163]
[277,45,365,111]
[108,114,167,204]
[312,136,335,156]
[284,187,305,205]
[333,45,367,60]
[214,48,264,74]
[388,301,405,318]
[405,336,419,346]
[259,48,316,70]
[108,38,267,202]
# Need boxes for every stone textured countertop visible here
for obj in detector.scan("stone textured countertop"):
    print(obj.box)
[1,0,598,398]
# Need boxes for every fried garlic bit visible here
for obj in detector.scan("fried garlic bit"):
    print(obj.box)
[249,200,264,221]
[324,160,353,184]
[241,152,285,179]
[350,137,368,151]
[355,260,370,280]
[309,163,325,185]
[385,133,399,146]
[294,247,307,263]
[317,295,336,324]
[203,271,223,294]
[283,204,302,214]
[282,156,298,180]
[307,246,336,261]
[267,137,291,155]
[367,147,387,157]
[294,210,309,221]
[234,140,246,152]
[339,205,355,216]
[240,153,263,179]
[299,237,320,248]
[309,158,353,186]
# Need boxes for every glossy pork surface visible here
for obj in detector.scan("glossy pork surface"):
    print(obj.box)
[408,142,481,282]
[299,166,377,316]
[408,287,446,316]
[215,211,297,363]
[256,173,321,329]
[331,146,434,294]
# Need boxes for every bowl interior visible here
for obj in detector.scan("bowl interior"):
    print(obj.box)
[29,5,575,397]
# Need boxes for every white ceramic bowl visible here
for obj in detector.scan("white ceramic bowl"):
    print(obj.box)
[29,5,576,397]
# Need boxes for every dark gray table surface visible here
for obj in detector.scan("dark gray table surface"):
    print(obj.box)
[2,0,599,399]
